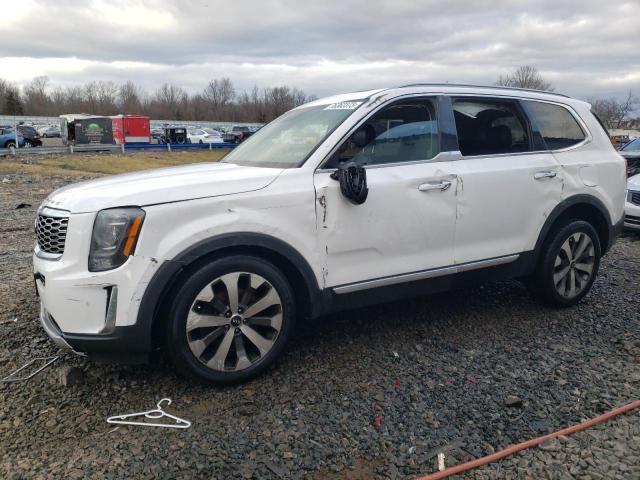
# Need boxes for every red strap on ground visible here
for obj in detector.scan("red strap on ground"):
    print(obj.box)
[416,399,640,480]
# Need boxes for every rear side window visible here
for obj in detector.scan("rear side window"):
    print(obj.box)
[452,98,530,156]
[524,101,586,150]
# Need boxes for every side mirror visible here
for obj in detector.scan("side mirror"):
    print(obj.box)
[330,161,369,205]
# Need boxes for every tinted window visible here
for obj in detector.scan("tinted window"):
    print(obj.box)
[331,99,439,166]
[525,101,585,150]
[452,98,530,156]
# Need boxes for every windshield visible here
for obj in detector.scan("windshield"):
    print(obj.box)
[222,101,365,168]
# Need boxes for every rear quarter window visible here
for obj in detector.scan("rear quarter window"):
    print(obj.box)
[524,101,586,150]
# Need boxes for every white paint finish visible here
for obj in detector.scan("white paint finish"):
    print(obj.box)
[315,162,458,287]
[551,102,627,224]
[32,85,627,343]
[453,152,563,263]
[43,162,283,213]
[32,212,158,333]
[136,168,323,285]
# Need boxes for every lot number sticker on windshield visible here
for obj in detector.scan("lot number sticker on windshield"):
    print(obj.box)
[324,101,363,110]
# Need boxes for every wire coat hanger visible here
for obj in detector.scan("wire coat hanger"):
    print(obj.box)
[106,398,191,429]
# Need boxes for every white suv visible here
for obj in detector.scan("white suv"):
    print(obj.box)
[33,84,626,383]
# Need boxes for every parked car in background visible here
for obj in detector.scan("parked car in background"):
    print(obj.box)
[188,128,224,144]
[158,126,188,144]
[222,125,254,143]
[17,125,43,147]
[0,127,25,148]
[625,174,640,231]
[619,138,640,177]
[33,84,626,384]
[151,128,164,141]
[611,134,630,149]
[42,126,61,138]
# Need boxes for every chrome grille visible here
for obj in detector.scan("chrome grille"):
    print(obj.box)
[630,191,640,206]
[35,208,69,256]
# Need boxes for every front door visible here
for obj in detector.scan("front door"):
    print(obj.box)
[314,96,458,290]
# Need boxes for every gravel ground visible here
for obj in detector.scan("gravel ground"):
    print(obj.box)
[0,167,639,479]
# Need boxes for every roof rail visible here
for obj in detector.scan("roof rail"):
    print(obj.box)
[394,83,570,98]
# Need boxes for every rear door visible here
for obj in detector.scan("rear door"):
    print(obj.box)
[451,96,563,264]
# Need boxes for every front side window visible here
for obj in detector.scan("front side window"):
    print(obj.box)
[525,101,586,150]
[452,98,531,156]
[222,101,365,168]
[328,98,439,167]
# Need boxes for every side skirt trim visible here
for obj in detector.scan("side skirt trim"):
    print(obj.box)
[332,254,520,294]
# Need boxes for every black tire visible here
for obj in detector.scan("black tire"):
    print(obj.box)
[528,220,601,307]
[4,141,15,149]
[24,140,33,148]
[166,255,296,384]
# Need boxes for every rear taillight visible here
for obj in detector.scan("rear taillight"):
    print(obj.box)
[239,132,244,140]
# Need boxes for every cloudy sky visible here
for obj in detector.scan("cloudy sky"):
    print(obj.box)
[1,0,638,101]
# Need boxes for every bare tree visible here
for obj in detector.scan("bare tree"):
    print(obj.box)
[149,83,189,119]
[203,78,235,109]
[22,76,52,115]
[588,90,639,130]
[1,83,23,115]
[497,65,554,91]
[2,76,316,122]
[118,81,144,114]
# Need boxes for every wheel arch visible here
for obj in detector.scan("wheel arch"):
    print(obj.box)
[138,232,323,348]
[534,194,613,258]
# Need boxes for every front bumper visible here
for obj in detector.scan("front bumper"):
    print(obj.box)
[39,298,152,363]
[33,210,158,362]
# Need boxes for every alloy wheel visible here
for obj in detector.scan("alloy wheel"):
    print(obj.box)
[553,232,595,299]
[186,272,283,372]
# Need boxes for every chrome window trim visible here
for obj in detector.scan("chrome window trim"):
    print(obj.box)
[315,150,463,173]
[332,254,520,294]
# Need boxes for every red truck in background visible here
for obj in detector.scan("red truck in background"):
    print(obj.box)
[111,115,150,144]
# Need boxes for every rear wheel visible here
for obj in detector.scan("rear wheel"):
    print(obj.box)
[166,255,296,383]
[5,141,16,149]
[24,140,33,148]
[529,220,601,307]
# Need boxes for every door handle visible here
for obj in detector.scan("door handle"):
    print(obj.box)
[534,170,557,180]
[419,180,452,192]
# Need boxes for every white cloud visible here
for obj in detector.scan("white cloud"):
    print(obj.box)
[0,0,637,101]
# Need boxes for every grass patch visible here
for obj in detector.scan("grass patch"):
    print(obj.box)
[0,149,231,176]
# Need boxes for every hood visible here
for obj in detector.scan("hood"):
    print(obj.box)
[629,173,640,190]
[43,162,283,213]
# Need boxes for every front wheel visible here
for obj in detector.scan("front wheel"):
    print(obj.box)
[528,220,601,307]
[166,255,296,383]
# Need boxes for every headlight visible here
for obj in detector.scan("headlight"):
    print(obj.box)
[89,207,145,272]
